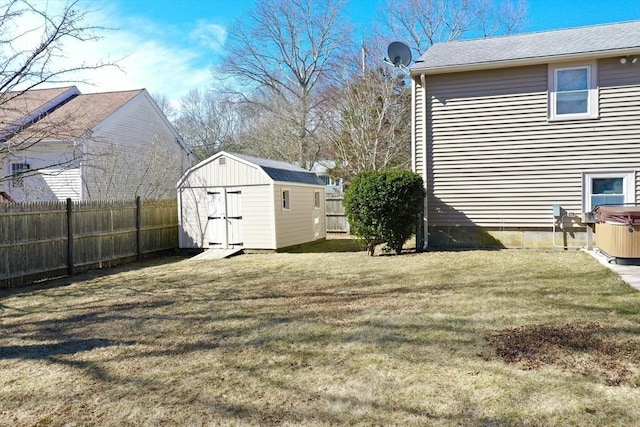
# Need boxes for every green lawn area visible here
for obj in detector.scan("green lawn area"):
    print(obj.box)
[1,245,640,425]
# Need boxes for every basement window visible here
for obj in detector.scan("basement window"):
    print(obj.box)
[583,172,635,212]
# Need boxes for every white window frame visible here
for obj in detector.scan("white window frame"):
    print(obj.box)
[548,61,598,120]
[313,190,321,209]
[281,188,290,211]
[582,171,635,212]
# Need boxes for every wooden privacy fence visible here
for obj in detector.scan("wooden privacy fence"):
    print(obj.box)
[326,196,349,234]
[0,197,178,288]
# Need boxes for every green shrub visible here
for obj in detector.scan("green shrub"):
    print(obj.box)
[343,169,425,255]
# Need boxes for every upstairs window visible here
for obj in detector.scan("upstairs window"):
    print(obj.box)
[549,63,598,120]
[11,162,30,187]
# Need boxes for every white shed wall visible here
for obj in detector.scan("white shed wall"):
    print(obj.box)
[178,185,210,248]
[180,155,271,188]
[273,184,326,248]
[178,184,276,249]
[241,185,276,249]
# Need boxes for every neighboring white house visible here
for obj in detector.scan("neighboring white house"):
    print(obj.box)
[0,86,193,202]
[410,21,640,249]
[177,151,326,250]
[311,160,344,195]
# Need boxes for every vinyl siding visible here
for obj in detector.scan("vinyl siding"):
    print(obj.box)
[241,185,275,249]
[2,142,80,202]
[273,184,326,248]
[180,155,271,188]
[422,57,640,228]
[40,168,82,200]
[83,93,190,200]
[178,184,211,248]
[412,76,426,177]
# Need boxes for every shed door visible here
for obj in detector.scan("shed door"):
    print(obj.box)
[207,188,243,249]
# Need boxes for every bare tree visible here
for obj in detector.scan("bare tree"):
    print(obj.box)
[383,0,527,55]
[218,0,351,169]
[173,89,243,161]
[327,65,411,182]
[152,93,177,122]
[323,1,527,184]
[81,133,189,200]
[0,0,114,183]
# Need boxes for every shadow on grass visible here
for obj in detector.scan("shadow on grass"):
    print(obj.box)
[281,237,363,253]
[0,255,188,298]
[0,338,119,360]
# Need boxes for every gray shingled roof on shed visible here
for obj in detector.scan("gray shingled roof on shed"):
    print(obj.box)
[412,20,640,72]
[232,153,324,186]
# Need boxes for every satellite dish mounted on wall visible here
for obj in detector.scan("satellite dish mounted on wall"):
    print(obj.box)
[385,41,412,68]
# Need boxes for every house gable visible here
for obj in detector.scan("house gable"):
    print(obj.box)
[82,90,192,200]
[2,87,191,202]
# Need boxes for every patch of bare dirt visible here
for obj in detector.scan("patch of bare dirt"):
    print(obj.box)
[486,323,640,386]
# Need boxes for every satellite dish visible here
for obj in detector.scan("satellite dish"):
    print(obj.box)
[386,41,412,67]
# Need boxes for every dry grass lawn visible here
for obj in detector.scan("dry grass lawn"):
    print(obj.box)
[2,243,640,426]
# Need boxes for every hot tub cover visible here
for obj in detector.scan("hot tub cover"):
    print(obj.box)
[593,205,640,225]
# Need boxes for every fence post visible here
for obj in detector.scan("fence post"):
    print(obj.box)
[66,198,74,276]
[136,196,142,261]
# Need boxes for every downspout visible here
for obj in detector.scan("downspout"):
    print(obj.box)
[411,73,420,250]
[420,73,428,251]
[79,138,88,200]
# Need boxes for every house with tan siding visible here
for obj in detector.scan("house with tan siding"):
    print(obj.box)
[411,21,640,249]
[0,86,193,202]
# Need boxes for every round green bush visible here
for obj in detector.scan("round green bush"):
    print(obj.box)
[343,169,425,255]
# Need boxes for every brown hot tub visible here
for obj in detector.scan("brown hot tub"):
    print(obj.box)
[594,205,640,265]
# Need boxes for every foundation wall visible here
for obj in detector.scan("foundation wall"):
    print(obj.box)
[427,225,590,249]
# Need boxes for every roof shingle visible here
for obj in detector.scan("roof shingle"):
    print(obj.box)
[2,88,143,142]
[232,153,324,186]
[412,20,640,73]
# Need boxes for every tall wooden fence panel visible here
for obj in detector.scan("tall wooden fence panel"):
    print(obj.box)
[325,196,349,234]
[0,197,178,288]
[0,202,68,287]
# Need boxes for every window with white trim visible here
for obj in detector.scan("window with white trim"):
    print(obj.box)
[583,172,635,212]
[314,190,321,209]
[548,63,598,120]
[11,162,30,187]
[282,189,290,210]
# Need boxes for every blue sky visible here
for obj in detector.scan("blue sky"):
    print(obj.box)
[62,0,640,105]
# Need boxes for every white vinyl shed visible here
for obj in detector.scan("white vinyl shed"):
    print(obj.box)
[177,151,326,250]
